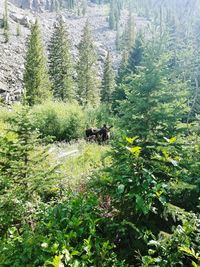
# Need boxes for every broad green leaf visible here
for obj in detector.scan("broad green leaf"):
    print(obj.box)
[179,247,200,260]
[192,262,199,267]
[126,136,138,144]
[126,146,142,156]
[156,191,163,197]
[169,137,177,143]
[164,136,177,143]
[52,255,64,267]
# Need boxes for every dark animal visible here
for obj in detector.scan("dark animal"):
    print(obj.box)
[85,125,113,143]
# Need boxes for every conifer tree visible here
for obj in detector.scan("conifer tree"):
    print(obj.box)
[109,1,116,30]
[109,0,123,30]
[117,39,189,139]
[81,0,87,16]
[23,20,51,106]
[127,34,143,73]
[3,0,9,43]
[48,16,74,101]
[101,51,115,104]
[50,0,60,11]
[112,34,143,111]
[0,107,58,231]
[121,11,135,52]
[127,11,135,51]
[116,21,121,50]
[76,20,100,106]
[111,50,128,112]
[117,49,129,83]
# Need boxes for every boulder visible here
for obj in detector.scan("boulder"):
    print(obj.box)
[9,12,33,27]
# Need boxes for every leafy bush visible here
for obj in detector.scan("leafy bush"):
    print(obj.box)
[85,104,115,128]
[0,102,115,142]
[31,101,86,142]
[89,135,200,265]
[0,193,128,267]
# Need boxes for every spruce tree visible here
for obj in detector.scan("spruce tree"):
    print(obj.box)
[127,34,143,73]
[0,107,58,231]
[76,20,100,106]
[112,35,143,111]
[48,16,74,101]
[3,0,9,43]
[23,20,51,106]
[109,0,122,30]
[101,51,115,104]
[121,11,135,52]
[81,0,87,16]
[127,11,135,51]
[112,50,128,112]
[109,1,116,30]
[117,39,189,139]
[116,21,121,50]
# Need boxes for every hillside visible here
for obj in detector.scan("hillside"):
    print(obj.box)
[0,0,147,103]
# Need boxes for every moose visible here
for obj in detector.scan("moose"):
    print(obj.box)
[85,124,113,144]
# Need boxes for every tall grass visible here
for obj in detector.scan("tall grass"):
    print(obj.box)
[50,141,111,189]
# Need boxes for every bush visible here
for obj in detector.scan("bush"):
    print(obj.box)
[0,102,115,142]
[85,104,115,128]
[0,192,128,267]
[89,135,200,265]
[31,101,86,142]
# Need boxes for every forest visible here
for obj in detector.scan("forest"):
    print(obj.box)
[0,0,200,266]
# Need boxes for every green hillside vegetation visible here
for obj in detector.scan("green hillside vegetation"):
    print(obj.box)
[0,0,200,266]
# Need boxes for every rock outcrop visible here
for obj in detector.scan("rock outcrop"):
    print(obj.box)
[10,0,52,11]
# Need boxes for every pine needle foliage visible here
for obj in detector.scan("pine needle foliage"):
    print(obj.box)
[118,38,189,139]
[101,51,115,104]
[48,16,75,101]
[76,20,100,106]
[3,0,9,43]
[0,107,58,233]
[23,20,52,106]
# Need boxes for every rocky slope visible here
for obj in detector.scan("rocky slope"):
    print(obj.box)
[9,0,49,11]
[0,1,147,103]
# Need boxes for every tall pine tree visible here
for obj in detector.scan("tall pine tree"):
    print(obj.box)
[121,10,135,52]
[48,16,75,101]
[0,107,58,232]
[23,20,51,106]
[127,34,143,73]
[117,37,189,139]
[76,20,100,106]
[101,51,115,104]
[112,35,143,111]
[3,0,9,43]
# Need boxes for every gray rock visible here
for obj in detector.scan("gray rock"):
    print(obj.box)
[9,12,33,27]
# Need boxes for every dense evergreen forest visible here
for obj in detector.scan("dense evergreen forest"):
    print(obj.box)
[0,0,200,266]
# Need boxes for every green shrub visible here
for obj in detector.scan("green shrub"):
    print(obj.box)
[0,102,115,142]
[85,104,115,128]
[0,193,128,267]
[89,135,200,265]
[31,101,86,142]
[0,104,22,122]
[0,107,60,234]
